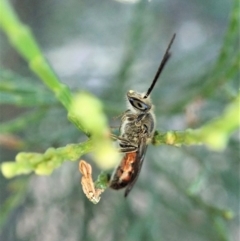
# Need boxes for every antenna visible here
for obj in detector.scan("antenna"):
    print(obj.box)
[144,33,176,98]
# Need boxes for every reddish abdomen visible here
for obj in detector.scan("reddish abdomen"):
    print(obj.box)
[109,152,137,190]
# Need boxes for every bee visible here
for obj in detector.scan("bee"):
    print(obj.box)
[109,34,176,196]
[79,34,176,203]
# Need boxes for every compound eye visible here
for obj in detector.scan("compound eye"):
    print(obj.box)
[129,97,149,111]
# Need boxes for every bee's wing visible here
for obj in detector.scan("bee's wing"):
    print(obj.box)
[124,138,148,197]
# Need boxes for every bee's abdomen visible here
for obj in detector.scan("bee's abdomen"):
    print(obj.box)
[109,152,137,190]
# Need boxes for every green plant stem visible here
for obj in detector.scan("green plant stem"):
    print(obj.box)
[1,140,93,178]
[0,0,88,134]
[0,0,71,107]
[153,94,239,150]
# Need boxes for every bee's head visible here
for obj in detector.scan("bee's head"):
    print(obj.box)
[126,90,152,113]
[126,34,176,114]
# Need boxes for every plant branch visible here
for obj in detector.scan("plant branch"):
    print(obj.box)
[153,93,239,150]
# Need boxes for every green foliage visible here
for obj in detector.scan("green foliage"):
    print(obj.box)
[1,141,92,178]
[0,0,239,240]
[154,94,239,150]
[0,70,57,106]
[0,0,71,110]
[0,0,238,179]
[0,0,118,176]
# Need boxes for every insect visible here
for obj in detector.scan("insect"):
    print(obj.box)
[109,33,176,197]
[79,34,176,203]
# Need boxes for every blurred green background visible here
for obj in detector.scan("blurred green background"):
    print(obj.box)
[0,0,239,241]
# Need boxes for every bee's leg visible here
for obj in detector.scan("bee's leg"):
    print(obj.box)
[110,134,119,140]
[110,134,132,144]
[136,113,146,123]
[110,134,133,146]
[110,134,138,152]
[112,110,131,120]
[119,145,138,153]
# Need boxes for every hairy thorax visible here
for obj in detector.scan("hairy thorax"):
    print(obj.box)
[119,111,155,146]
